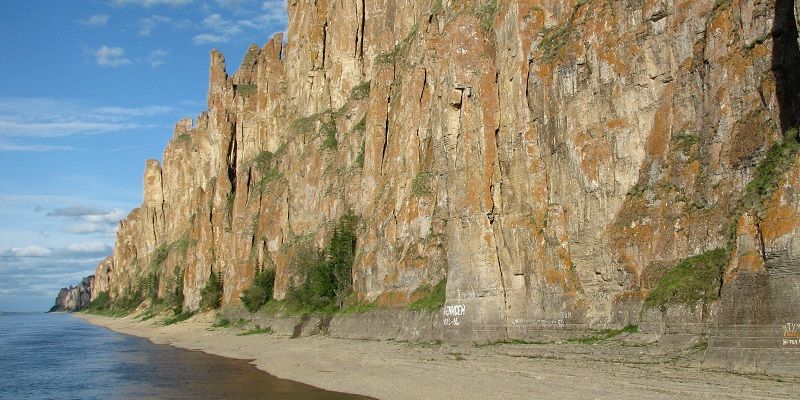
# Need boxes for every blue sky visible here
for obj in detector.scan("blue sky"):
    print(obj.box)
[0,0,287,311]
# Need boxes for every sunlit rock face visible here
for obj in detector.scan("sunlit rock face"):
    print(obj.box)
[84,0,800,349]
[51,276,94,312]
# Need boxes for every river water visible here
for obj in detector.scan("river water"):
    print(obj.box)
[0,312,373,400]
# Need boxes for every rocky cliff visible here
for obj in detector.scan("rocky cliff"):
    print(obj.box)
[73,0,800,365]
[50,276,94,312]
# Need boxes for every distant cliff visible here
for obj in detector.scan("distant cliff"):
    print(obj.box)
[56,0,800,371]
[50,276,93,312]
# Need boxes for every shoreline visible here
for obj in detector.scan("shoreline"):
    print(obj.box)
[76,312,798,400]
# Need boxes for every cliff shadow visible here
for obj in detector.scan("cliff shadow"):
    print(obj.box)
[773,0,800,131]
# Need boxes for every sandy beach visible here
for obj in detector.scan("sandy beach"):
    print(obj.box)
[75,312,799,400]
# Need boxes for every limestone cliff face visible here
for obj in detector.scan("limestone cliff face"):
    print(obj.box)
[91,0,800,343]
[50,276,93,312]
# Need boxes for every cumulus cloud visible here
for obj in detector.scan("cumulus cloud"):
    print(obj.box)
[146,49,169,68]
[66,242,112,254]
[112,0,193,7]
[137,15,172,36]
[0,142,73,152]
[216,0,253,8]
[47,207,125,235]
[193,1,287,45]
[0,97,176,138]
[93,45,132,67]
[46,206,106,217]
[78,14,110,27]
[0,245,52,258]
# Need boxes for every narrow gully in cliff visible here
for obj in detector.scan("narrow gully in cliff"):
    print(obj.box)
[773,0,800,131]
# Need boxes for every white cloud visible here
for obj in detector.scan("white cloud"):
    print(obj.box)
[112,0,193,7]
[0,118,137,137]
[0,98,177,138]
[93,45,131,67]
[78,15,110,27]
[46,207,125,235]
[66,242,112,254]
[193,33,228,45]
[192,3,287,46]
[0,246,52,258]
[0,143,73,152]
[216,0,253,9]
[83,209,126,224]
[65,223,117,235]
[94,105,174,116]
[146,49,169,68]
[137,15,172,36]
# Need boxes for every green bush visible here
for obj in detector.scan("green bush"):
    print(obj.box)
[237,326,273,336]
[146,271,160,303]
[86,291,111,311]
[354,141,365,168]
[166,266,185,314]
[644,248,728,309]
[348,81,371,101]
[162,310,195,325]
[475,0,498,33]
[566,325,638,344]
[200,271,224,310]
[375,24,418,65]
[412,172,433,196]
[737,128,800,218]
[114,284,145,313]
[288,213,359,311]
[320,120,338,150]
[240,267,276,313]
[234,84,257,96]
[407,279,447,312]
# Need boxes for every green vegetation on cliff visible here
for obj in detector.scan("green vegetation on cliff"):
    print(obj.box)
[200,271,224,310]
[644,248,728,309]
[287,213,359,311]
[735,127,800,220]
[407,279,447,312]
[240,266,276,313]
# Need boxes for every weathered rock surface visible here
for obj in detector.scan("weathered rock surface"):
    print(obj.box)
[50,276,94,312]
[53,0,800,368]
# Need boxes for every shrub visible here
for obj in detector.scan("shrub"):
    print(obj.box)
[644,248,729,309]
[475,0,498,33]
[115,284,145,313]
[353,116,367,133]
[240,267,276,313]
[237,326,273,336]
[146,271,160,303]
[412,172,433,196]
[348,81,371,101]
[566,325,639,344]
[354,141,365,168]
[200,271,224,310]
[375,24,418,65]
[162,310,195,325]
[737,128,800,218]
[166,266,185,314]
[320,120,338,150]
[234,84,257,96]
[407,279,447,312]
[86,291,111,311]
[287,213,359,311]
[150,243,171,270]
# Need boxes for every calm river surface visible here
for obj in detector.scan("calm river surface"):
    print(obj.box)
[0,312,373,400]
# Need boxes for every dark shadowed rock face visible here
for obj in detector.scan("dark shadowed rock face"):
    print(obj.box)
[50,276,94,312]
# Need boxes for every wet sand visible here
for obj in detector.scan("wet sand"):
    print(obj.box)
[77,312,799,400]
